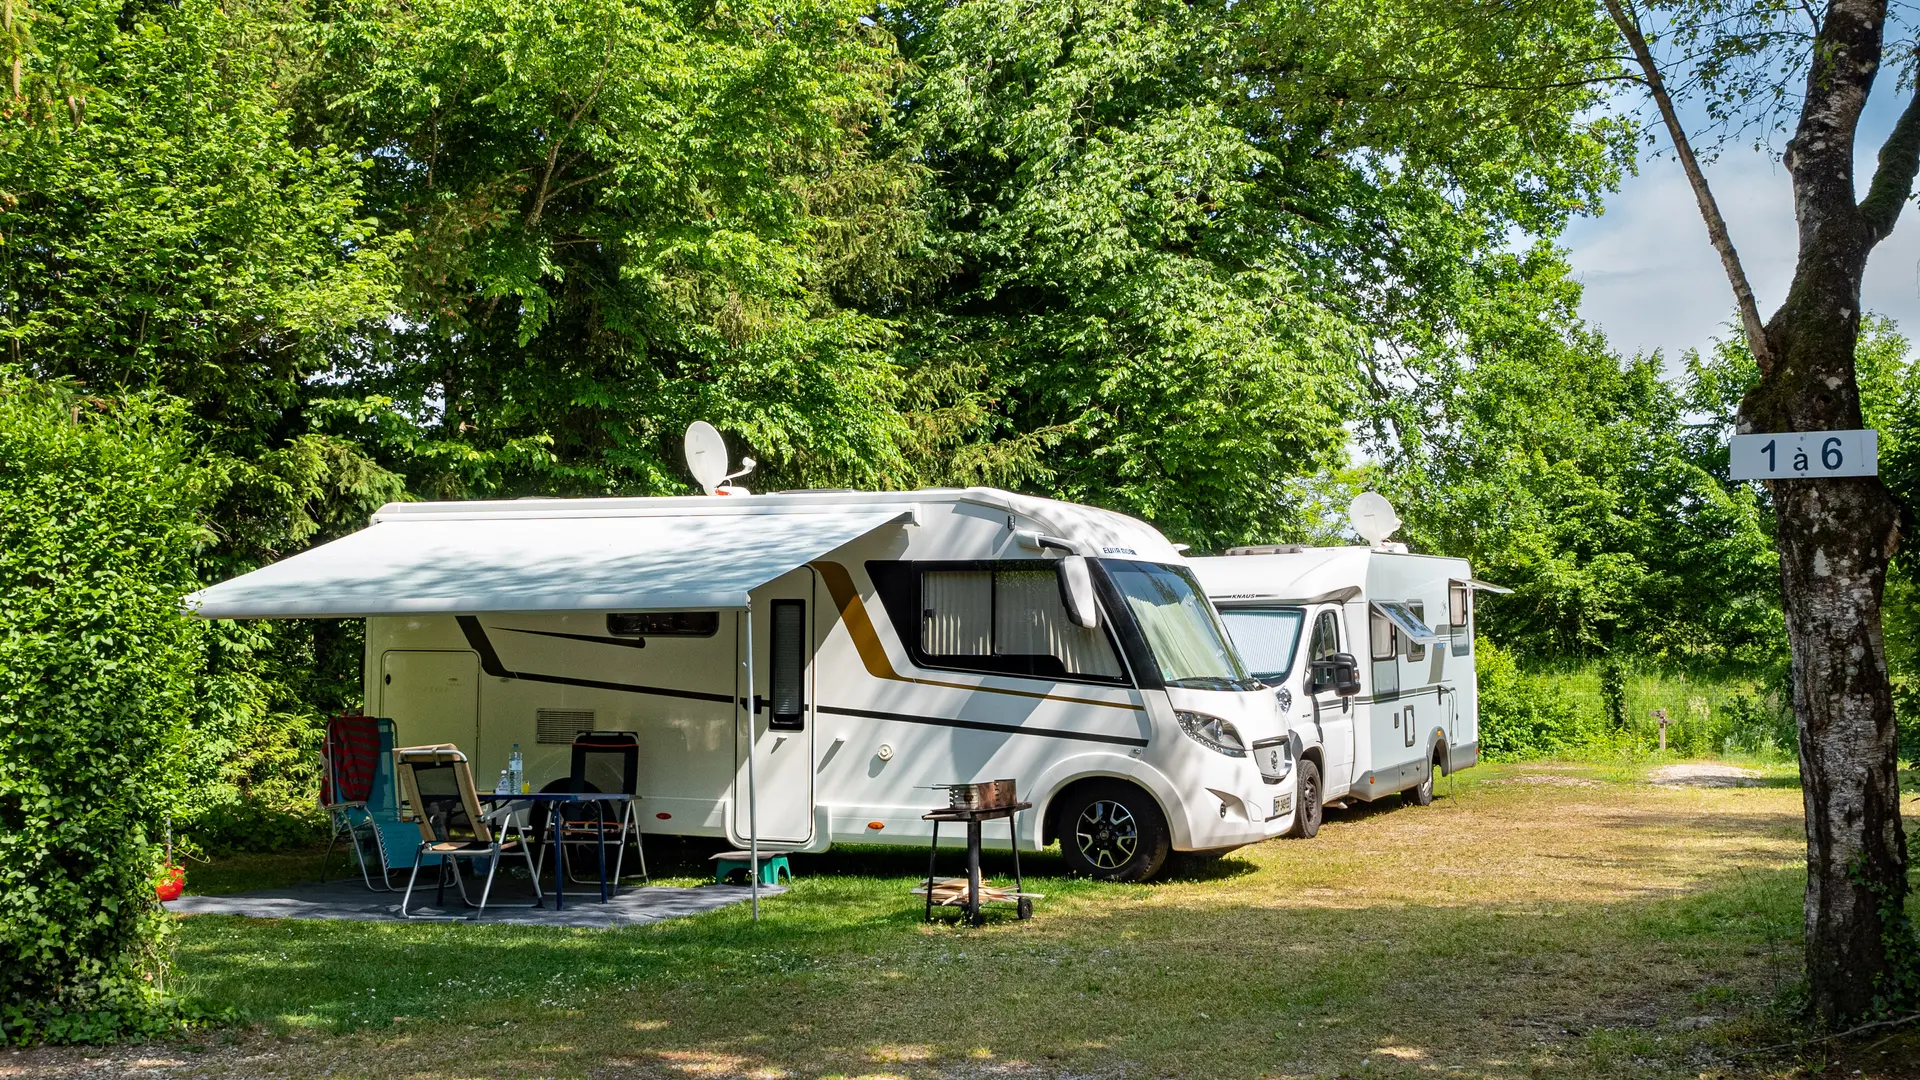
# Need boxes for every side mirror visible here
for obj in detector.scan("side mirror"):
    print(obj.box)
[1310,652,1362,696]
[1057,556,1100,629]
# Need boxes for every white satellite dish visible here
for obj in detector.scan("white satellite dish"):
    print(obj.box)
[1349,492,1401,547]
[684,421,729,495]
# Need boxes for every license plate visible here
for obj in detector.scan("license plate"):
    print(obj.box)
[1272,794,1292,818]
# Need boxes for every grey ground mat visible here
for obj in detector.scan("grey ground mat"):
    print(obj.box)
[164,876,781,927]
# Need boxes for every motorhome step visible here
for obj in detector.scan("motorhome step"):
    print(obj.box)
[710,850,794,886]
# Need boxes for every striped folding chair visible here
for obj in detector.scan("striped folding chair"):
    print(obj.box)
[395,744,540,919]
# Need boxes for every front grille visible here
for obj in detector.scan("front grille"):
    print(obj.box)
[536,708,596,744]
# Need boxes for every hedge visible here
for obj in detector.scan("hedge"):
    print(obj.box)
[0,377,209,1042]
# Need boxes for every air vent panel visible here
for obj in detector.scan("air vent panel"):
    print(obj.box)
[536,708,596,744]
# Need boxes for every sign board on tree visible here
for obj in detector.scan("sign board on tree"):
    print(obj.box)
[1728,430,1878,481]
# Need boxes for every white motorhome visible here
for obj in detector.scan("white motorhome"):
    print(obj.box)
[1190,499,1504,838]
[188,487,1298,882]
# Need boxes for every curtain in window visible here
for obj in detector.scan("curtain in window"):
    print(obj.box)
[993,570,1122,678]
[923,571,991,655]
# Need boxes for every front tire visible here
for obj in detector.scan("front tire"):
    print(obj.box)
[1055,781,1171,882]
[1404,750,1438,806]
[1285,759,1323,838]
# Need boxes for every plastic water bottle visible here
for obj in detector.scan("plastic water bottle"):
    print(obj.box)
[495,769,511,796]
[509,744,524,794]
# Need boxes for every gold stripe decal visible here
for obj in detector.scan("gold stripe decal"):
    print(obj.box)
[811,561,1143,712]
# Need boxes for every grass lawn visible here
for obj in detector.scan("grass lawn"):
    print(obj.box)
[8,759,1920,1079]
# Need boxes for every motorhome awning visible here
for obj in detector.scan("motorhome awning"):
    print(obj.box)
[1371,600,1439,645]
[184,506,918,619]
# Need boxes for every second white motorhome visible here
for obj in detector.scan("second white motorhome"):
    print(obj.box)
[1191,498,1505,837]
[188,486,1299,882]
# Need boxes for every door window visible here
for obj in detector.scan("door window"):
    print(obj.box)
[768,599,806,731]
[1308,610,1341,662]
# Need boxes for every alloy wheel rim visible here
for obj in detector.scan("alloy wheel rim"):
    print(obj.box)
[1075,800,1139,869]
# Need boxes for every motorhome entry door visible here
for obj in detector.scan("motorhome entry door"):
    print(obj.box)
[380,650,480,758]
[735,567,818,845]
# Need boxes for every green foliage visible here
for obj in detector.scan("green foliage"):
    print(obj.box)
[0,0,398,425]
[1476,637,1792,762]
[1382,255,1779,662]
[887,0,1627,548]
[0,376,205,1041]
[1476,637,1618,760]
[1,0,406,856]
[304,0,923,497]
[1600,659,1629,730]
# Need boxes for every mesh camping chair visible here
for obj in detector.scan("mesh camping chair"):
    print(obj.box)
[320,714,441,891]
[534,731,647,886]
[394,744,540,919]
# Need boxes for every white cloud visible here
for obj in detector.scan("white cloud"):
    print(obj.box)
[1560,93,1920,363]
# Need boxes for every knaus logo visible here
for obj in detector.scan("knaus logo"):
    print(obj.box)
[1102,546,1137,555]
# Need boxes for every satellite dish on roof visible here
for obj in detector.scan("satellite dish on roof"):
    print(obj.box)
[1349,492,1401,547]
[685,421,730,495]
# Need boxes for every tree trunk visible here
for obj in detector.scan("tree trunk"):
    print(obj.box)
[1749,330,1907,1022]
[1716,0,1920,1024]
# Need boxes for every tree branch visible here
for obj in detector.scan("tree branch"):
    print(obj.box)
[1603,0,1776,374]
[1858,88,1920,242]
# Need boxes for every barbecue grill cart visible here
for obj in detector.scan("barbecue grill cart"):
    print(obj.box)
[918,781,1039,926]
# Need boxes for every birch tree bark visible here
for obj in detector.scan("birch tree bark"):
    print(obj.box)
[1604,0,1916,1024]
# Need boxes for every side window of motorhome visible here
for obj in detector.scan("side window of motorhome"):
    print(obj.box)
[1406,601,1426,663]
[607,611,720,637]
[1448,581,1472,657]
[1308,610,1340,661]
[915,566,1125,681]
[1369,608,1398,661]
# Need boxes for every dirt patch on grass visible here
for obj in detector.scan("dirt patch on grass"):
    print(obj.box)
[1481,773,1604,788]
[1650,763,1765,787]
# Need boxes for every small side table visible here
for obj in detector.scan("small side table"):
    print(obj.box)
[921,801,1033,926]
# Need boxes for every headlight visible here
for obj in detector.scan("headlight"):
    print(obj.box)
[1175,711,1246,757]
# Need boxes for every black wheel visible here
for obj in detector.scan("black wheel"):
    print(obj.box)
[1285,758,1323,838]
[1404,751,1438,806]
[1055,781,1171,882]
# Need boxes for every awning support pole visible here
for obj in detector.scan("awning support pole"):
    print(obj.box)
[744,604,759,923]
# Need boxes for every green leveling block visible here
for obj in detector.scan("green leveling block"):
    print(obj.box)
[711,850,792,886]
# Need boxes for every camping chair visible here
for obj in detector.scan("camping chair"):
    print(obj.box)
[394,744,540,919]
[534,730,647,886]
[319,714,441,891]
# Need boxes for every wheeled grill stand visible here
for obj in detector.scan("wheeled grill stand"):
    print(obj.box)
[921,800,1034,926]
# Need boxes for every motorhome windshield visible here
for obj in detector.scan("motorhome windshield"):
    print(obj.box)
[1217,607,1305,684]
[1101,561,1260,691]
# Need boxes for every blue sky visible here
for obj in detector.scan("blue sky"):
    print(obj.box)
[1558,90,1920,364]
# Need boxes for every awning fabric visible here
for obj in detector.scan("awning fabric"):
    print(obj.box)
[1371,600,1439,645]
[185,506,917,619]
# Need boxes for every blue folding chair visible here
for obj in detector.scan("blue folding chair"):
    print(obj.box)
[319,715,441,890]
